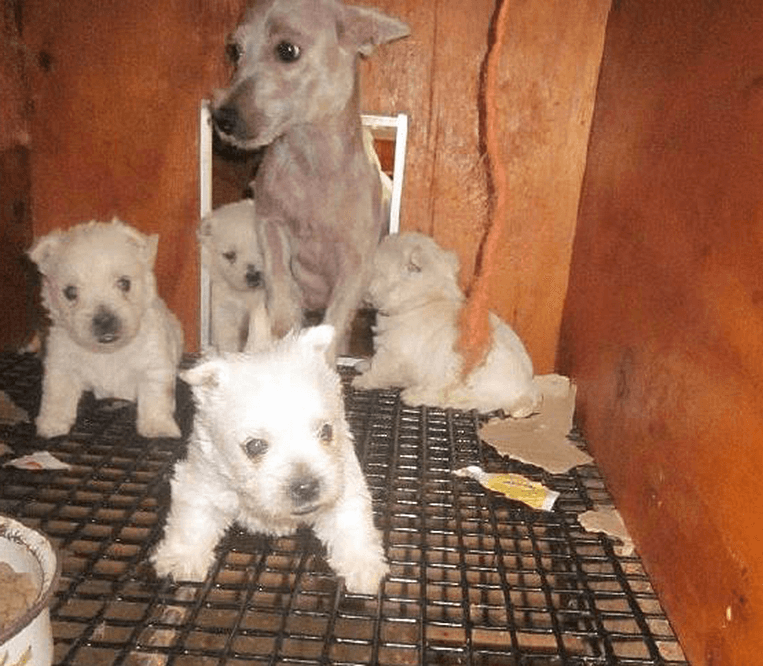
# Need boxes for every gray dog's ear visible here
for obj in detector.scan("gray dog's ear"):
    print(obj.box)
[339,5,410,57]
[28,229,65,275]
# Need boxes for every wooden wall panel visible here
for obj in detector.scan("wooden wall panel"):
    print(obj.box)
[358,0,493,288]
[24,0,248,350]
[558,1,763,663]
[1,1,35,350]
[361,0,609,373]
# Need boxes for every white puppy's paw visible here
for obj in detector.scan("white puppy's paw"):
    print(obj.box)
[339,551,389,595]
[137,413,181,439]
[351,369,389,391]
[151,540,214,582]
[35,414,74,439]
[351,372,374,390]
[400,386,442,407]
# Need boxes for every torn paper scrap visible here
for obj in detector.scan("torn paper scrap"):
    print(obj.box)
[0,390,29,425]
[479,374,592,474]
[454,465,559,511]
[5,451,71,471]
[579,508,635,556]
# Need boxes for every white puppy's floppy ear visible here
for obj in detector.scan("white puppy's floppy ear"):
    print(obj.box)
[339,5,410,57]
[297,325,335,357]
[28,229,65,276]
[111,217,159,269]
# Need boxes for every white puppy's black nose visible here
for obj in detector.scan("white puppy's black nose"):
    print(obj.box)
[290,475,320,505]
[92,308,121,344]
[245,266,262,289]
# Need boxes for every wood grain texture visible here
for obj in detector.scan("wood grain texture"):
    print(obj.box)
[0,5,35,350]
[24,0,248,350]
[470,0,610,373]
[558,1,763,663]
[358,0,493,289]
[361,0,609,373]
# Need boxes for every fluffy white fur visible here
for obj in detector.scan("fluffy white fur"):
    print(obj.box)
[152,325,388,594]
[200,199,280,352]
[353,232,541,417]
[29,219,183,439]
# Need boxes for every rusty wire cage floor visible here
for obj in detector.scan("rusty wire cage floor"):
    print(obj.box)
[0,352,687,666]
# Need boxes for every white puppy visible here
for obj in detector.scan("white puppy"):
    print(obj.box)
[29,219,183,438]
[353,232,541,417]
[200,199,276,352]
[151,325,388,595]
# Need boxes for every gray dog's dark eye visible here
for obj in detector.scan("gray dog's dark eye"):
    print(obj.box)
[243,438,268,458]
[117,276,131,293]
[276,41,301,63]
[226,41,243,65]
[63,285,78,302]
[223,250,237,264]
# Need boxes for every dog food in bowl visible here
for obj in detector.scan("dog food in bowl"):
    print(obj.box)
[0,516,60,666]
[0,562,37,627]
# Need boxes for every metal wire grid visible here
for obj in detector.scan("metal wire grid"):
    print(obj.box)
[0,352,687,666]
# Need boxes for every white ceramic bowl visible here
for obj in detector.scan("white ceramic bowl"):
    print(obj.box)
[0,515,60,666]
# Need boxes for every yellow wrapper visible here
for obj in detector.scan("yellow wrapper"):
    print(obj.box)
[454,466,559,511]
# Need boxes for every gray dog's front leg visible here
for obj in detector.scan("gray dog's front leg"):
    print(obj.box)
[323,250,371,359]
[258,220,302,338]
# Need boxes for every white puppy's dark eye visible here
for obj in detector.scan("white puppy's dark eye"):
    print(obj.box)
[63,285,78,302]
[318,423,333,443]
[406,261,422,273]
[117,276,131,293]
[275,41,301,63]
[226,41,243,66]
[243,438,268,458]
[223,250,237,264]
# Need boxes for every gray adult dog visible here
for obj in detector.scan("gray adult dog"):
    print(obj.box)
[212,0,409,358]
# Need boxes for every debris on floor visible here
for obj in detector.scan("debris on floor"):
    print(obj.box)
[479,373,593,474]
[579,507,636,556]
[453,464,559,510]
[4,450,71,471]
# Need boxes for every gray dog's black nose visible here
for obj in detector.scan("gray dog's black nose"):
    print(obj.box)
[92,308,120,343]
[290,476,320,505]
[213,105,241,136]
[245,266,262,289]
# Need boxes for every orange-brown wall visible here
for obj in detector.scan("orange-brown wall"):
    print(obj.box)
[22,0,249,350]
[362,0,608,373]
[559,1,763,663]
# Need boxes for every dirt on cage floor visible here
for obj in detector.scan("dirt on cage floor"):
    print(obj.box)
[0,352,686,666]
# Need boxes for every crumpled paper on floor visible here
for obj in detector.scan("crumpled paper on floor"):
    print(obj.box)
[4,451,71,471]
[579,507,635,556]
[0,390,29,425]
[479,374,592,474]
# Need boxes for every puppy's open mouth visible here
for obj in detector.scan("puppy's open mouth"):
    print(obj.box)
[97,332,120,344]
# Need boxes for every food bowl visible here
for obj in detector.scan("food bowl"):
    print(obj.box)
[0,515,60,666]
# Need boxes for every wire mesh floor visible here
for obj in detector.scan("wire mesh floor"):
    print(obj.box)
[0,352,687,666]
